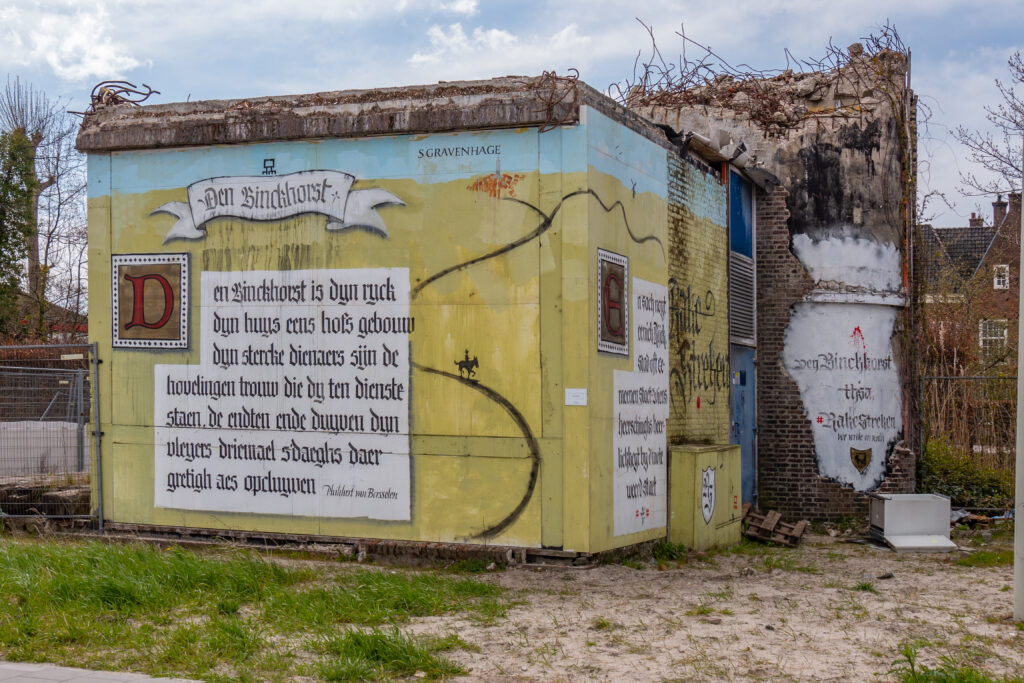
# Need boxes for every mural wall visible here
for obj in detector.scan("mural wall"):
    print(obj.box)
[87,105,670,552]
[781,236,904,491]
[582,108,669,549]
[666,155,731,445]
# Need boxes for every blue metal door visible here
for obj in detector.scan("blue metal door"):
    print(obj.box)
[729,344,756,504]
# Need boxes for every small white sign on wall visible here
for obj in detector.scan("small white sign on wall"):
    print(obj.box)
[564,388,588,406]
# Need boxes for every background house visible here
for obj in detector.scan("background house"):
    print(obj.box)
[918,194,1020,484]
[920,194,1021,373]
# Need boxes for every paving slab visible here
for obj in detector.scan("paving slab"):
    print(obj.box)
[0,663,195,682]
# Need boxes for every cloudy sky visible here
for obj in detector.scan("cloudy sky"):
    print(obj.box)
[2,0,1021,226]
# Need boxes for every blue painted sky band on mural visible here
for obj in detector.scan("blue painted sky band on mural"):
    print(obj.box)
[98,128,537,198]
[92,108,669,201]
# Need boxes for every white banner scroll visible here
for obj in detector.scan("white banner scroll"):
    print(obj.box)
[151,170,405,244]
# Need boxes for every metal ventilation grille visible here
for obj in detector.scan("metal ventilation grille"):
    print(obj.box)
[730,252,756,346]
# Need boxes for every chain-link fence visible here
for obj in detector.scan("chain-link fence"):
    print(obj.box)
[0,344,94,519]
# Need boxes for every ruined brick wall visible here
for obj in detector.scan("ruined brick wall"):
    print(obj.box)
[640,51,917,521]
[753,186,819,514]
[667,154,730,445]
[755,186,914,519]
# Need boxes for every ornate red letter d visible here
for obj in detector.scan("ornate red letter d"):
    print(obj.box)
[124,273,174,330]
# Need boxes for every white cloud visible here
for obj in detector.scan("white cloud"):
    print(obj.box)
[0,2,141,81]
[0,0,439,84]
[34,8,143,80]
[440,0,478,15]
[410,23,516,64]
[408,22,592,79]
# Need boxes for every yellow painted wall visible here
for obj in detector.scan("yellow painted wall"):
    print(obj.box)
[667,155,731,445]
[88,109,673,553]
[668,444,742,550]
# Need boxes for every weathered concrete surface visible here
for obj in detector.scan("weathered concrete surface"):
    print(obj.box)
[634,51,913,246]
[0,662,195,682]
[76,76,670,153]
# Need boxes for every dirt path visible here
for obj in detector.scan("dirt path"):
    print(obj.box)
[411,533,1023,681]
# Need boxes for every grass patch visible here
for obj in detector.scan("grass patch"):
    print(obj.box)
[592,616,621,631]
[314,628,467,681]
[852,581,878,594]
[0,540,307,616]
[889,643,1005,682]
[685,602,714,617]
[446,558,501,573]
[0,538,505,680]
[956,551,1014,568]
[760,553,797,572]
[727,538,774,556]
[652,541,686,561]
[263,568,506,630]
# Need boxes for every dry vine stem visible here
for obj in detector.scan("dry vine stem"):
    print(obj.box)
[522,69,580,133]
[611,19,911,136]
[69,81,160,116]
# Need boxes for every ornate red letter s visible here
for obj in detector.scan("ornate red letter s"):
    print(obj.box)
[603,272,624,336]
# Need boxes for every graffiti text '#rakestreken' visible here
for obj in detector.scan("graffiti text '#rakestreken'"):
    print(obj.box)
[817,411,899,432]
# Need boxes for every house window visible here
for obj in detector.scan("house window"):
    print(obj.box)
[993,264,1009,290]
[979,319,1008,359]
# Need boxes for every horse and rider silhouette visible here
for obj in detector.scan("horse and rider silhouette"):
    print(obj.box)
[454,349,479,380]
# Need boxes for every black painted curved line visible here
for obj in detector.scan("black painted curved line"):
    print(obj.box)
[412,361,540,539]
[411,189,665,298]
[582,190,666,261]
[411,199,556,298]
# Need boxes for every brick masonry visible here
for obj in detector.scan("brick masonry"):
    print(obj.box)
[667,153,730,445]
[755,187,915,520]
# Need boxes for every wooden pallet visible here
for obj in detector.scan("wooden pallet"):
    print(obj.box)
[742,503,808,547]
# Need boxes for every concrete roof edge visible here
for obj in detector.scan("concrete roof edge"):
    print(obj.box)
[76,75,673,154]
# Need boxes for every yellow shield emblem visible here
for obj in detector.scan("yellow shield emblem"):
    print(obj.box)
[850,447,872,474]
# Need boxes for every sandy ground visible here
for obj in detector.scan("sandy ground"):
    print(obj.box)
[408,532,1024,682]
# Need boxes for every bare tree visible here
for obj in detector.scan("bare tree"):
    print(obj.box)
[955,51,1024,196]
[0,76,85,339]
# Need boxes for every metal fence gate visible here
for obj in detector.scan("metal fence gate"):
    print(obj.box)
[0,344,97,522]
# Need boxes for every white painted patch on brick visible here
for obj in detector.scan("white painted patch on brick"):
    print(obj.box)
[791,234,902,293]
[782,234,905,492]
[782,303,902,491]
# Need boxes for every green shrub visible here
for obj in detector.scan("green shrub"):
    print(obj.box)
[919,439,1014,509]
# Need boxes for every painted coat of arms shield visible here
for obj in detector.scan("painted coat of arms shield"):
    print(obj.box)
[850,447,872,474]
[701,466,716,524]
